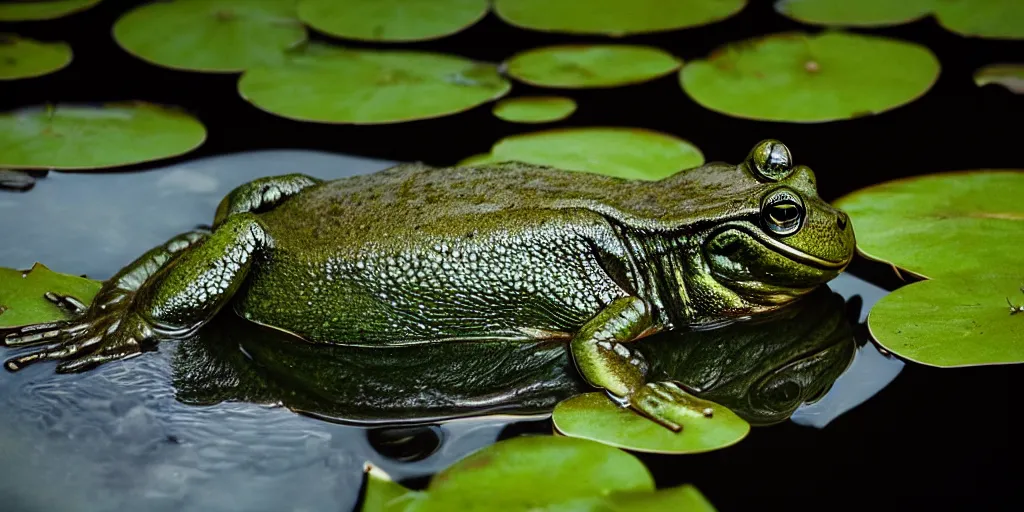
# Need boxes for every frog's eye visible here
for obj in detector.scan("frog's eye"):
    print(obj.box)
[761,189,804,236]
[748,139,793,182]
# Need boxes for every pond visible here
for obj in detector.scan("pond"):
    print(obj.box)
[1,0,1021,510]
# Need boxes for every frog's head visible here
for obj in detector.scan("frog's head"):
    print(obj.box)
[694,140,855,311]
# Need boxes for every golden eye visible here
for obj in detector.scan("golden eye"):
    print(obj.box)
[762,190,804,236]
[748,139,793,182]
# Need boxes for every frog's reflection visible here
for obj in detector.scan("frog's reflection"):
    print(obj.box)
[171,285,855,429]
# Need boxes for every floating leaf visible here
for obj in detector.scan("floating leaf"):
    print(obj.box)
[0,0,101,21]
[493,0,747,36]
[680,30,940,123]
[463,127,704,180]
[774,0,935,27]
[414,435,653,511]
[238,44,511,124]
[0,102,207,170]
[492,96,576,123]
[504,44,681,89]
[835,171,1024,367]
[112,0,307,73]
[298,0,488,42]
[553,392,749,454]
[934,0,1024,40]
[0,34,72,81]
[0,263,100,328]
[834,171,1024,280]
[974,63,1024,94]
[868,277,1024,368]
[359,464,424,512]
[604,484,718,512]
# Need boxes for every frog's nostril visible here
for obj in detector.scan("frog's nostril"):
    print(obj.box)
[836,212,848,230]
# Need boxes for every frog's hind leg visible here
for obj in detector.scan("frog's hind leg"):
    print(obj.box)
[213,173,322,227]
[3,213,272,373]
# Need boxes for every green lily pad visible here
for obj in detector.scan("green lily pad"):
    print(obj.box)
[112,0,307,73]
[238,43,511,124]
[0,263,100,328]
[868,277,1024,368]
[0,0,101,21]
[493,0,747,36]
[604,485,717,512]
[360,464,424,512]
[834,171,1024,367]
[492,96,577,123]
[934,0,1024,40]
[0,34,72,81]
[298,0,488,42]
[464,127,704,180]
[0,102,207,170]
[415,435,653,511]
[680,30,940,123]
[504,45,682,89]
[974,63,1024,94]
[834,171,1024,280]
[553,392,750,454]
[774,0,935,27]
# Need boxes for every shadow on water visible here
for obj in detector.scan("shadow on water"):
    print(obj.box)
[0,151,905,511]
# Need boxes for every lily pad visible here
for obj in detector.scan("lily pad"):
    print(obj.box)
[974,63,1024,94]
[0,0,101,21]
[415,435,653,511]
[867,277,1024,368]
[934,0,1024,40]
[298,0,488,42]
[553,392,750,454]
[0,34,72,81]
[360,464,423,512]
[238,44,511,124]
[680,30,940,123]
[834,171,1024,280]
[0,102,207,170]
[112,0,307,73]
[834,171,1024,367]
[463,127,704,180]
[0,263,100,328]
[503,45,682,89]
[493,0,747,36]
[774,0,935,27]
[604,485,717,512]
[492,96,577,123]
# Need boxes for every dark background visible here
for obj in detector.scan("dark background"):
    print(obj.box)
[3,0,1023,509]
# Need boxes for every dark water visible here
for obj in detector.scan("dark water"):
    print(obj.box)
[2,0,1023,509]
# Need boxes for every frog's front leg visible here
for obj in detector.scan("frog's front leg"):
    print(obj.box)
[570,296,696,432]
[3,213,271,373]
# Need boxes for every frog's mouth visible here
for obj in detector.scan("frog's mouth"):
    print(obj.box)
[702,224,850,302]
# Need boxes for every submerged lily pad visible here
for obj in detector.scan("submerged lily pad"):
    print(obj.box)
[238,44,511,124]
[834,171,1024,367]
[553,392,749,454]
[0,0,101,21]
[934,0,1024,40]
[298,0,488,42]
[112,0,307,73]
[0,35,72,81]
[680,30,940,123]
[462,127,704,180]
[974,63,1024,94]
[774,0,935,27]
[504,45,681,89]
[492,96,577,123]
[360,436,718,511]
[868,277,1024,368]
[493,0,747,36]
[0,263,100,328]
[0,102,207,170]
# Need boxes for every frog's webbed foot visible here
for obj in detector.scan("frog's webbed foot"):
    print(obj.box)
[3,291,152,373]
[627,381,712,433]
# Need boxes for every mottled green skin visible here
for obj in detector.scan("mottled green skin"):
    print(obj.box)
[3,140,855,430]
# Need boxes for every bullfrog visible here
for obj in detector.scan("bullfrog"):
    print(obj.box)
[2,139,855,432]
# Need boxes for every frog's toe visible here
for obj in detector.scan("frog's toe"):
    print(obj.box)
[4,334,103,372]
[1,320,89,348]
[55,338,141,374]
[43,291,89,315]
